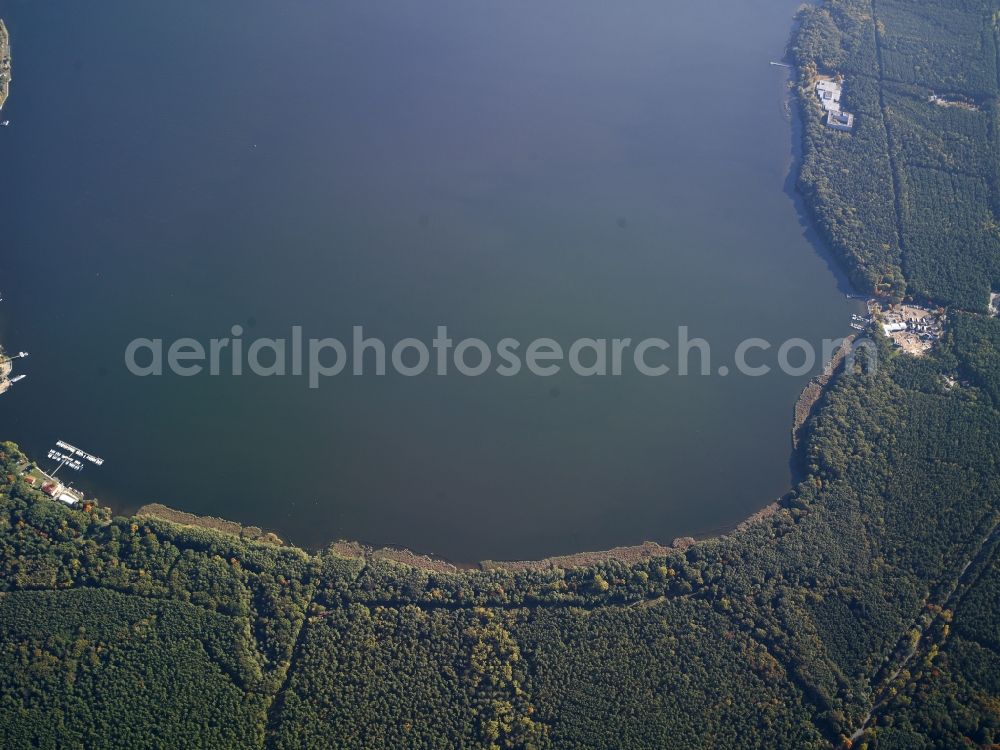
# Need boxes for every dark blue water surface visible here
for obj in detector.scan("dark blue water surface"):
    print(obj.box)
[0,0,858,560]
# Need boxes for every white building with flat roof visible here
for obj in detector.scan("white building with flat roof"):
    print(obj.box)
[815,77,854,131]
[816,79,843,112]
[827,111,855,131]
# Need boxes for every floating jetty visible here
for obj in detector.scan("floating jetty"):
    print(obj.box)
[55,440,105,467]
[47,441,104,482]
[48,450,84,472]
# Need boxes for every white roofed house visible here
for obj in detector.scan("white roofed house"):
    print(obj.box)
[815,76,855,131]
[827,111,855,131]
[815,79,843,112]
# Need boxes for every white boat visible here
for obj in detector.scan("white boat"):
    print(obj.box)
[0,121,9,127]
[9,374,26,383]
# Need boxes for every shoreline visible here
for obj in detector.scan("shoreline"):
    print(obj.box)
[133,491,794,572]
[0,18,10,112]
[791,334,855,451]
[135,503,286,546]
[0,346,10,395]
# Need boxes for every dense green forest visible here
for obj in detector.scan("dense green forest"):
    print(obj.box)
[5,325,999,748]
[2,0,1000,747]
[793,0,1000,310]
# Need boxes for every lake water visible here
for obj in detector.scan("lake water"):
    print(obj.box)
[0,0,857,561]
